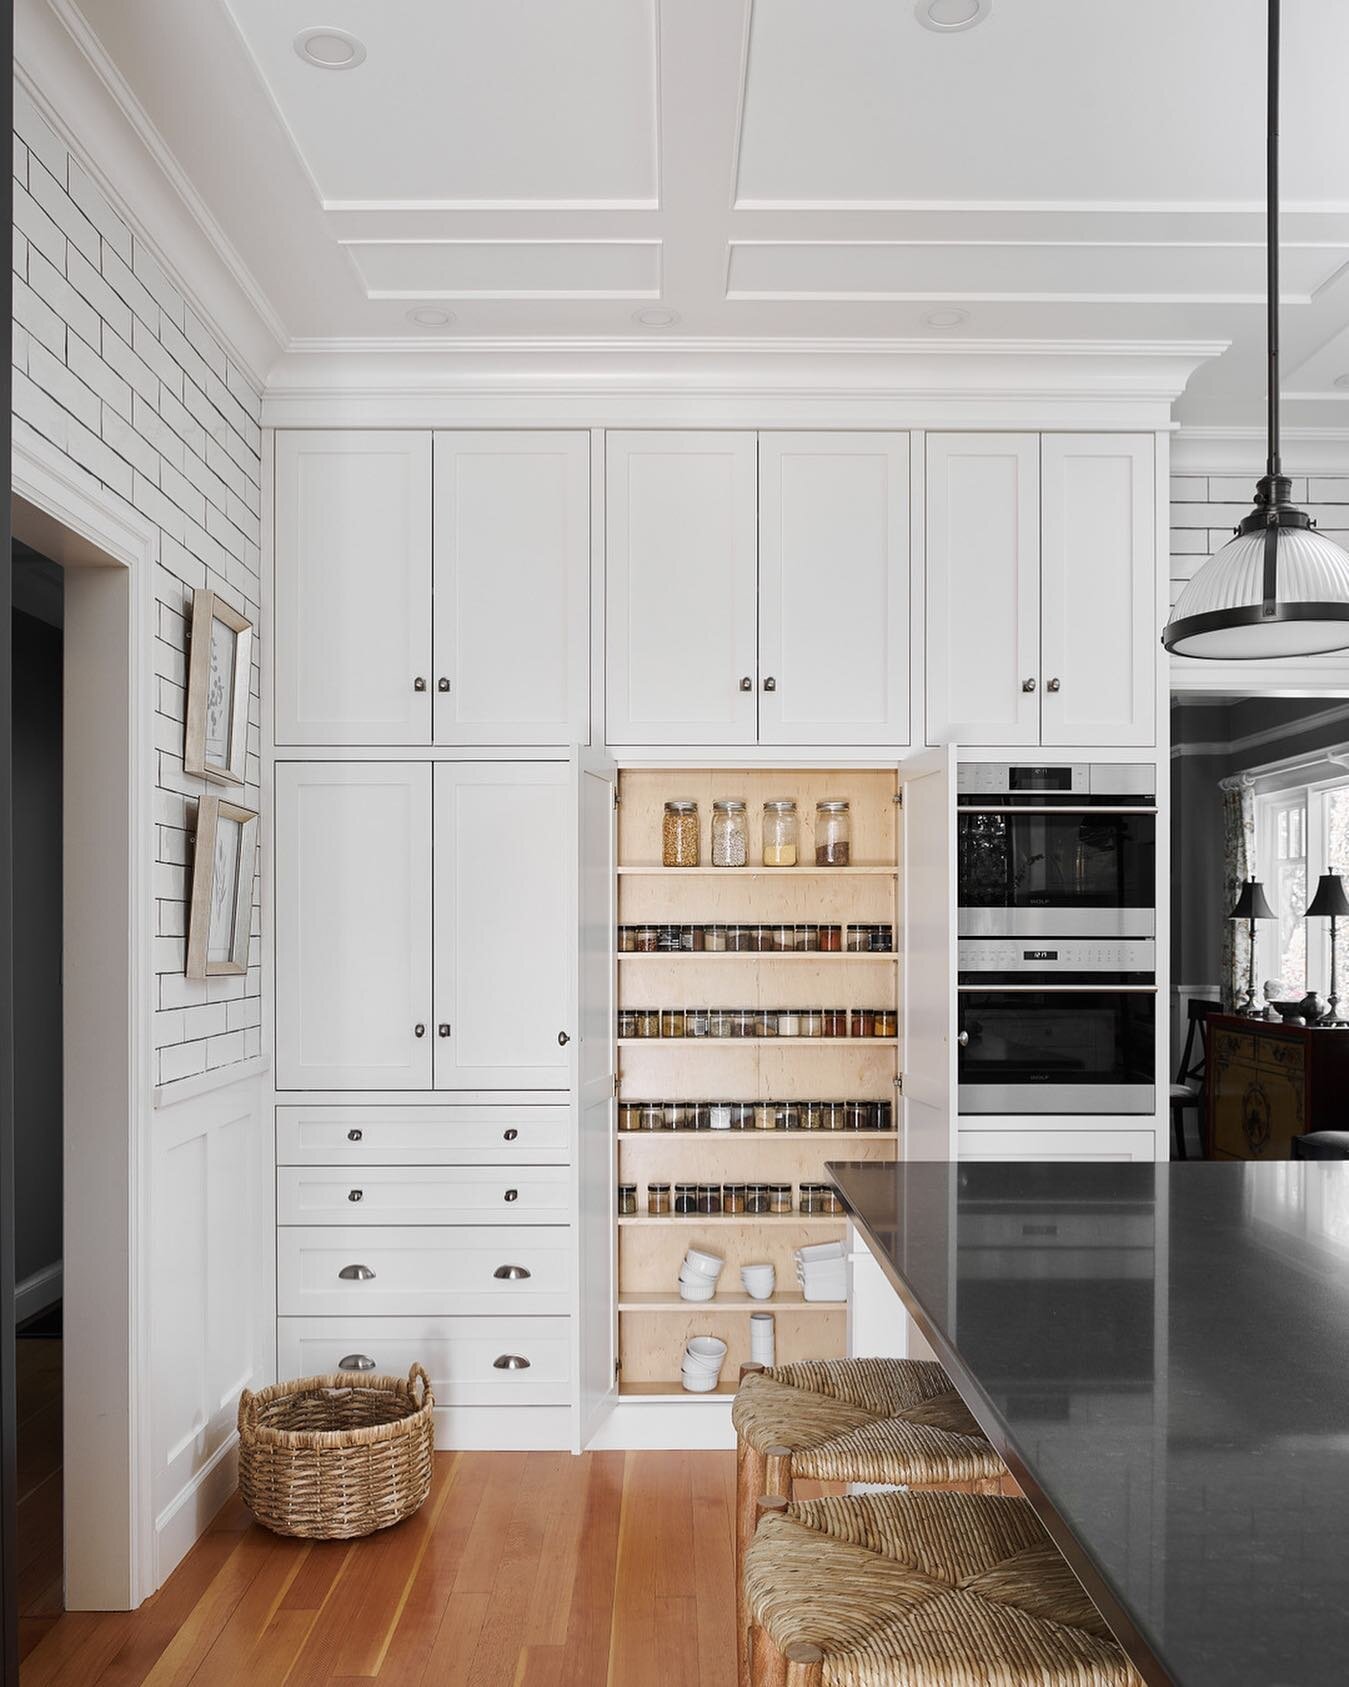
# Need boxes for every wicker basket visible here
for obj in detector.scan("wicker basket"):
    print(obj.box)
[237,1362,434,1539]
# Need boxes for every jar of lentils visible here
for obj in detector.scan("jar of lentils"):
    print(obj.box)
[662,800,700,867]
[711,799,749,867]
[815,800,851,866]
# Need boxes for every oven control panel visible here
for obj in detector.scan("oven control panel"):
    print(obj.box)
[958,937,1156,977]
[957,761,1155,801]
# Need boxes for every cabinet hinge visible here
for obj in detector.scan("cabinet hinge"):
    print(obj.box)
[613,786,620,809]
[893,792,903,806]
[614,1356,621,1379]
[893,1075,904,1093]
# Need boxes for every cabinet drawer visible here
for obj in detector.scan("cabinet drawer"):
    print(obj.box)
[277,1316,573,1407]
[277,1165,571,1226]
[277,1105,570,1166]
[277,1226,572,1317]
[961,1211,1154,1249]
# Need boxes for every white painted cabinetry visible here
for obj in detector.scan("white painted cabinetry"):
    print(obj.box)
[926,432,1155,747]
[273,430,589,747]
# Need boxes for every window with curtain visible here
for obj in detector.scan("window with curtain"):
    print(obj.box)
[1253,770,1349,998]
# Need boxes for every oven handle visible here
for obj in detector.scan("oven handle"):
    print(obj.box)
[958,805,1158,815]
[957,984,1158,993]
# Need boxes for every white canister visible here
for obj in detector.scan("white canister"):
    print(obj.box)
[749,1311,776,1367]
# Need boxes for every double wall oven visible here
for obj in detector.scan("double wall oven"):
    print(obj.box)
[957,764,1157,1116]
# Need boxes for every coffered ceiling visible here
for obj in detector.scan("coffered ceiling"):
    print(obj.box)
[41,0,1349,420]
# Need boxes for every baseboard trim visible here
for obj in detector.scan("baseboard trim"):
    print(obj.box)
[586,1400,735,1451]
[15,1260,63,1323]
[153,1432,240,1589]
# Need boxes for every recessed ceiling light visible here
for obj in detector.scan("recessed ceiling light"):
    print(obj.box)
[293,28,366,69]
[1334,372,1349,389]
[406,307,454,328]
[922,307,970,328]
[633,308,679,327]
[915,0,991,32]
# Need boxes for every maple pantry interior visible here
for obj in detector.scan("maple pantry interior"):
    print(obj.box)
[8,4,1349,1686]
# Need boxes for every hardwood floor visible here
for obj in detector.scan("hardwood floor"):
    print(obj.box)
[20,1450,744,1686]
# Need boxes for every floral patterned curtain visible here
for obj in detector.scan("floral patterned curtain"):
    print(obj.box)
[1219,775,1256,1008]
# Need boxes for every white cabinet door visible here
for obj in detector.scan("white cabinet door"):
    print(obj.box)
[758,433,910,746]
[900,745,958,1161]
[958,1126,1157,1161]
[274,763,433,1090]
[432,432,590,746]
[433,763,572,1089]
[926,434,1040,746]
[274,432,432,745]
[1040,434,1156,748]
[605,432,757,745]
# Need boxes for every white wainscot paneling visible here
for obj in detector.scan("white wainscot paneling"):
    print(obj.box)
[151,1073,270,1583]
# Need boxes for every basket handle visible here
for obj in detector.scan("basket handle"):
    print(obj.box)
[408,1362,432,1406]
[237,1387,258,1435]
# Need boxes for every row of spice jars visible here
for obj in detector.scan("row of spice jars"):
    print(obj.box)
[619,1007,897,1039]
[618,1181,845,1216]
[662,799,851,868]
[618,1099,893,1132]
[618,923,894,953]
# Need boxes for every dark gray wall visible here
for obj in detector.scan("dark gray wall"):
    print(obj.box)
[10,589,62,1293]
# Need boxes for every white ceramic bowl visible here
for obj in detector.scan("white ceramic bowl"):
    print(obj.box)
[678,1280,716,1302]
[685,1336,728,1365]
[740,1265,775,1300]
[681,1370,719,1393]
[682,1249,725,1279]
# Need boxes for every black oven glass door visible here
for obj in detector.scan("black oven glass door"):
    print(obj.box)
[957,990,1156,1114]
[958,811,1155,914]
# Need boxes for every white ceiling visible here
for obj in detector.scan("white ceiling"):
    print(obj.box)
[54,0,1349,421]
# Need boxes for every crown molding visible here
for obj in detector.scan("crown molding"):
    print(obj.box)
[20,0,285,387]
[1171,426,1349,477]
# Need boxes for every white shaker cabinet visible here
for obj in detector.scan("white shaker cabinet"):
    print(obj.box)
[605,431,758,746]
[432,432,590,745]
[1040,434,1156,747]
[758,433,910,746]
[432,763,572,1089]
[925,434,1041,747]
[274,432,433,746]
[274,763,434,1090]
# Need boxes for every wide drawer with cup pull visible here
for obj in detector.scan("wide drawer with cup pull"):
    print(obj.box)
[276,1105,570,1167]
[277,1165,570,1226]
[276,1225,572,1317]
[277,1316,573,1407]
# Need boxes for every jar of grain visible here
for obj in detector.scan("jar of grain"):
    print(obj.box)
[662,800,700,867]
[875,1008,897,1037]
[711,799,748,867]
[815,801,851,866]
[639,1102,665,1131]
[754,1009,778,1038]
[797,923,819,952]
[704,924,728,953]
[722,1183,747,1216]
[618,1009,637,1038]
[762,800,799,867]
[850,1008,875,1038]
[635,1008,661,1039]
[618,1102,640,1132]
[618,1184,637,1215]
[617,926,636,952]
[746,1182,771,1215]
[800,1101,824,1131]
[768,1183,793,1215]
[647,1182,671,1216]
[709,1008,734,1038]
[845,924,868,952]
[801,1008,823,1039]
[729,1103,755,1129]
[822,1008,848,1038]
[661,1008,686,1038]
[818,925,843,952]
[754,1102,777,1131]
[634,925,661,953]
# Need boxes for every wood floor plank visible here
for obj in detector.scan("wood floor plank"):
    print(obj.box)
[182,1537,313,1687]
[607,1452,659,1687]
[655,1595,699,1687]
[415,1590,491,1687]
[464,1456,558,1686]
[555,1452,624,1687]
[689,1456,738,1687]
[451,1453,527,1597]
[519,1453,589,1648]
[138,1529,290,1687]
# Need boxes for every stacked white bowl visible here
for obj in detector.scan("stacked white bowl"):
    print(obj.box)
[740,1262,775,1301]
[678,1246,724,1302]
[681,1335,728,1392]
[795,1239,847,1302]
[749,1311,776,1366]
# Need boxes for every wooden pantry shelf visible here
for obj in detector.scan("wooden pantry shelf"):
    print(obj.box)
[617,951,898,961]
[618,1291,841,1311]
[616,1213,847,1228]
[617,1129,900,1141]
[617,1038,898,1048]
[620,1381,738,1400]
[617,866,897,877]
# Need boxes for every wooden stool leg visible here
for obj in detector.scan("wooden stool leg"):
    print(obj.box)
[736,1439,768,1687]
[750,1622,789,1687]
[784,1644,825,1687]
[740,1487,792,1687]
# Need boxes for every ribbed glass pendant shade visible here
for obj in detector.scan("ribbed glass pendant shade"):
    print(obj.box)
[1166,523,1349,659]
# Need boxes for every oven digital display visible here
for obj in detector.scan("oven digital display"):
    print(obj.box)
[1023,950,1058,961]
[1009,767,1074,792]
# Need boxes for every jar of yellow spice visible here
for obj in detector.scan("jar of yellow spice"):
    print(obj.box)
[762,800,798,867]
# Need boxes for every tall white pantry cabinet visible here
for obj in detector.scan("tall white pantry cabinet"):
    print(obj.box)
[266,425,1169,1452]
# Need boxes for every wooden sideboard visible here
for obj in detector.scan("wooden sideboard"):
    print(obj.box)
[1206,1014,1349,1159]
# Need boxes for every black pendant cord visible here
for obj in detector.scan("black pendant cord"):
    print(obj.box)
[1267,0,1281,482]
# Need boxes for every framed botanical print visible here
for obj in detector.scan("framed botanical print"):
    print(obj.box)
[186,795,259,979]
[185,589,253,786]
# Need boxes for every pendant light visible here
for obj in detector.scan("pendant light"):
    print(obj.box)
[1163,0,1349,660]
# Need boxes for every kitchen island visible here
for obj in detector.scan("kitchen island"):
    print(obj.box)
[828,1159,1349,1687]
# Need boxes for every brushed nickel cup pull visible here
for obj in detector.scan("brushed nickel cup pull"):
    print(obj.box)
[504,1188,519,1202]
[503,1128,519,1141]
[414,1023,426,1038]
[437,677,450,692]
[1022,677,1037,693]
[493,1354,531,1370]
[557,1030,570,1046]
[739,676,753,692]
[413,676,427,692]
[762,676,776,692]
[346,1128,363,1142]
[338,1263,375,1281]
[339,1353,376,1371]
[348,1189,363,1202]
[494,1264,531,1280]
[1047,677,1062,692]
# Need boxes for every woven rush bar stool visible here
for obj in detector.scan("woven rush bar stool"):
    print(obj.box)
[734,1360,1012,1686]
[744,1490,1144,1687]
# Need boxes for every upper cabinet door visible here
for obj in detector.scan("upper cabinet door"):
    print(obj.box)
[432,433,590,746]
[433,763,572,1090]
[274,432,432,746]
[605,432,758,746]
[926,434,1040,747]
[758,433,910,746]
[274,763,433,1090]
[1040,435,1156,748]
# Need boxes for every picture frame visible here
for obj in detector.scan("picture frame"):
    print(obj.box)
[184,588,253,787]
[186,794,259,979]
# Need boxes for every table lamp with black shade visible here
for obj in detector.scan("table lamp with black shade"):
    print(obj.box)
[1305,871,1349,1026]
[1230,878,1276,1017]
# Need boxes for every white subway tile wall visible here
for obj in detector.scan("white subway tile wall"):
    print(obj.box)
[1169,473,1349,612]
[12,88,264,1089]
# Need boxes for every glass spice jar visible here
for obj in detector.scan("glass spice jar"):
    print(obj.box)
[754,1102,777,1132]
[874,1101,893,1131]
[696,1183,722,1215]
[708,1101,732,1131]
[875,1009,897,1038]
[873,925,894,953]
[731,1009,756,1039]
[754,1009,778,1038]
[709,1008,734,1039]
[647,1182,671,1216]
[662,800,700,867]
[746,1182,771,1215]
[617,1009,637,1038]
[683,924,705,952]
[728,924,754,953]
[661,1008,685,1038]
[686,1007,710,1039]
[762,800,799,867]
[704,923,728,953]
[796,923,819,952]
[820,1186,844,1216]
[801,1008,824,1039]
[658,924,683,952]
[634,925,661,953]
[674,1181,698,1214]
[815,800,851,866]
[799,1183,825,1216]
[820,1101,846,1131]
[768,1183,793,1215]
[666,1101,689,1129]
[818,924,843,952]
[845,924,868,952]
[639,1102,665,1132]
[618,1102,641,1132]
[618,1183,637,1215]
[822,1008,848,1038]
[711,799,749,867]
[773,923,798,952]
[617,925,636,953]
[777,1008,801,1037]
[844,1101,870,1131]
[777,1102,801,1132]
[722,1183,747,1216]
[850,1008,875,1039]
[691,1102,713,1130]
[635,1008,661,1039]
[729,1102,755,1130]
[800,1101,824,1131]
[750,924,773,953]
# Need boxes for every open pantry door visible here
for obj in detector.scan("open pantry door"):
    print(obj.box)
[899,745,959,1160]
[573,747,619,1447]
